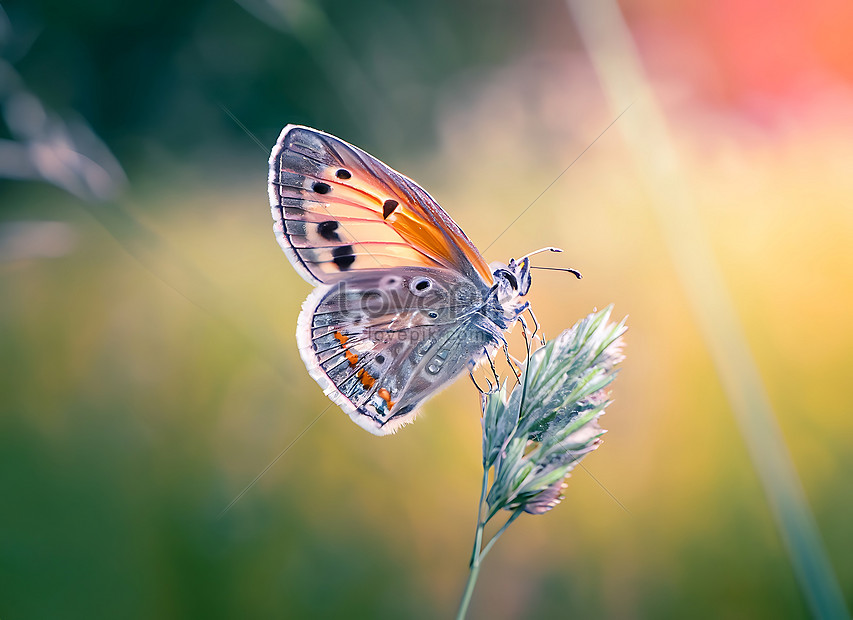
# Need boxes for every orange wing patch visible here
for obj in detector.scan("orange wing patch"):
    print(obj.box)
[336,330,359,366]
[336,157,494,283]
[357,368,376,389]
[332,329,388,407]
[344,349,358,367]
[377,388,395,410]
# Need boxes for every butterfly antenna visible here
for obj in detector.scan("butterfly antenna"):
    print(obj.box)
[529,265,583,279]
[519,246,563,261]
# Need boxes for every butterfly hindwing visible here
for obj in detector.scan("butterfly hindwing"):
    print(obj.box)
[269,125,494,286]
[296,267,502,434]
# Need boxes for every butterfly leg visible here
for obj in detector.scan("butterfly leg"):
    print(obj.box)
[502,345,522,385]
[469,371,491,395]
[518,315,532,362]
[526,305,545,345]
[483,346,501,387]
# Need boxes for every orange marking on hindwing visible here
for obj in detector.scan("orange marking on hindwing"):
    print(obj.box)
[357,368,376,388]
[377,388,395,409]
[334,330,360,368]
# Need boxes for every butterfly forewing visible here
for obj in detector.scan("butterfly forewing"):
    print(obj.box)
[269,125,494,286]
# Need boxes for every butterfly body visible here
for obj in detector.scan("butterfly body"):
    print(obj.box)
[269,125,533,434]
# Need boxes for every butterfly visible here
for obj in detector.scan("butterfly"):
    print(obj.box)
[268,125,566,435]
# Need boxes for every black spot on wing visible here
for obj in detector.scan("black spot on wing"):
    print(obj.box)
[335,169,351,179]
[317,221,340,241]
[313,182,331,194]
[383,199,399,219]
[332,245,356,270]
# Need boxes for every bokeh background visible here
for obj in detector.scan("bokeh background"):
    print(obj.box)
[2,0,852,617]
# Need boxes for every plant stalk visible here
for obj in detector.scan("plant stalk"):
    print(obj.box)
[457,473,525,619]
[479,509,522,560]
[457,467,489,620]
[456,522,485,620]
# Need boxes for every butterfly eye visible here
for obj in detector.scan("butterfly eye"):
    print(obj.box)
[495,269,518,290]
[410,277,433,296]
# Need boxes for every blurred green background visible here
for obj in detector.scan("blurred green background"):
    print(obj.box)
[2,0,852,617]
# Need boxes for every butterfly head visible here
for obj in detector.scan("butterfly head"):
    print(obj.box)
[491,257,532,296]
[487,257,532,324]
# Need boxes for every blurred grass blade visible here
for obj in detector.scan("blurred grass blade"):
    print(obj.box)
[565,1,850,618]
